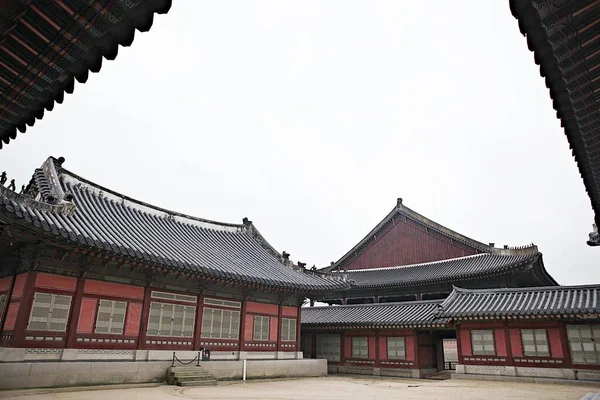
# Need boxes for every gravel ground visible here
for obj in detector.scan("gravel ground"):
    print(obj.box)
[1,376,600,400]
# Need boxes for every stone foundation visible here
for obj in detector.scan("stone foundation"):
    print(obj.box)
[454,364,600,382]
[0,359,327,390]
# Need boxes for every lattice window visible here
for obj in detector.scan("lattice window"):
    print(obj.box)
[567,324,600,365]
[387,337,406,360]
[316,334,340,362]
[150,291,197,304]
[352,337,369,359]
[521,329,550,357]
[281,318,297,342]
[27,293,72,332]
[200,308,240,339]
[203,297,241,308]
[95,300,127,335]
[471,329,495,356]
[146,301,195,337]
[253,315,270,341]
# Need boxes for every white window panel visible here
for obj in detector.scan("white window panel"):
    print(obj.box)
[146,301,195,338]
[387,337,406,360]
[253,315,270,341]
[27,293,72,332]
[200,308,240,339]
[352,337,368,359]
[281,318,297,342]
[471,329,495,356]
[568,325,600,365]
[95,300,127,335]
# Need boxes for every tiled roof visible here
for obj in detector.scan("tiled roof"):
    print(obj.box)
[337,252,556,289]
[0,0,172,148]
[0,157,348,292]
[301,300,446,328]
[438,284,600,320]
[510,1,600,241]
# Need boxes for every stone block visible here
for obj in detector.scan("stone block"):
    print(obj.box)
[31,361,92,375]
[455,364,466,374]
[134,350,149,361]
[0,374,62,389]
[0,348,25,362]
[90,361,140,374]
[0,362,32,377]
[505,366,517,376]
[60,349,78,361]
[137,361,171,372]
[577,370,600,382]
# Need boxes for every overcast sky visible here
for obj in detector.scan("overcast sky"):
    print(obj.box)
[2,1,599,285]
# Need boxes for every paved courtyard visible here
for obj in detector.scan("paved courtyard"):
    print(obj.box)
[1,376,599,400]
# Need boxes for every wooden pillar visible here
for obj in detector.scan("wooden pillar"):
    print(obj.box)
[137,286,152,350]
[0,272,17,336]
[374,330,380,367]
[415,293,422,301]
[455,324,463,364]
[11,272,36,348]
[65,277,85,348]
[193,295,204,350]
[239,298,248,355]
[276,304,283,353]
[296,305,302,355]
[341,297,347,305]
[558,320,573,368]
[311,331,317,359]
[413,330,420,372]
[503,320,513,366]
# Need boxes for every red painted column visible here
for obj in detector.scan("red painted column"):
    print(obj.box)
[12,272,36,348]
[456,324,463,363]
[276,304,283,354]
[374,330,380,367]
[0,273,17,336]
[503,321,513,366]
[296,305,302,355]
[193,295,204,350]
[137,286,152,350]
[239,299,248,355]
[413,331,420,372]
[65,277,85,348]
[558,321,573,368]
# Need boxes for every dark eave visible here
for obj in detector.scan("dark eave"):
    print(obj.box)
[337,251,556,291]
[510,0,600,244]
[0,0,172,148]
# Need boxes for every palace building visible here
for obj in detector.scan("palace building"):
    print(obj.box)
[0,156,348,364]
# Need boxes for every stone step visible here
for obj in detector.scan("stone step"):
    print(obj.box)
[170,371,213,377]
[177,379,218,387]
[174,375,215,382]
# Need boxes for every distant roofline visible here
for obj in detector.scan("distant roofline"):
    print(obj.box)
[323,198,537,272]
[451,283,600,294]
[303,298,444,311]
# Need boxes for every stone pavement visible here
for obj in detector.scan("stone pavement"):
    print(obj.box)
[1,376,599,400]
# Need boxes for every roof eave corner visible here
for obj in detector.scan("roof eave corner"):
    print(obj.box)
[243,220,295,267]
[588,224,600,247]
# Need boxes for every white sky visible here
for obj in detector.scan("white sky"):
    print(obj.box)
[3,1,599,285]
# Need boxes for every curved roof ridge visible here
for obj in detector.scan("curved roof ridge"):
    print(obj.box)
[304,299,444,310]
[58,163,246,233]
[337,253,489,273]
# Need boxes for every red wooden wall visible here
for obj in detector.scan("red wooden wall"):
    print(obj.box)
[344,218,478,270]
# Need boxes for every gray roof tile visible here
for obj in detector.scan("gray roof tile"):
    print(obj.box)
[439,284,600,319]
[338,253,553,289]
[0,158,348,292]
[301,300,445,328]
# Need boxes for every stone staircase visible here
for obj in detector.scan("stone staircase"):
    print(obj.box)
[167,366,217,387]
